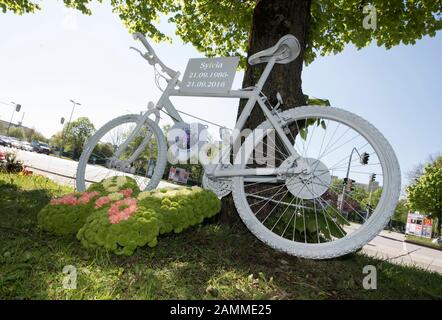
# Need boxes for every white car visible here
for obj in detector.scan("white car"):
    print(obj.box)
[10,138,22,149]
[20,141,33,152]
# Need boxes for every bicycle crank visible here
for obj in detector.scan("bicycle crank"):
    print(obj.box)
[202,170,233,199]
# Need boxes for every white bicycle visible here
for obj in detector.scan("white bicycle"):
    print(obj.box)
[76,33,401,259]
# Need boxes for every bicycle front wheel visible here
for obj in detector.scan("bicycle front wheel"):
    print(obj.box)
[232,106,401,259]
[76,114,167,192]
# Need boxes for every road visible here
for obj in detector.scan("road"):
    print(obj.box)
[10,148,178,190]
[362,229,442,274]
[5,148,442,274]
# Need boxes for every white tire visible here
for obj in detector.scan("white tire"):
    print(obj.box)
[76,114,167,192]
[232,106,401,259]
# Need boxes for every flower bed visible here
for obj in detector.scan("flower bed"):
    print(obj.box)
[77,207,161,256]
[37,176,140,236]
[38,176,221,255]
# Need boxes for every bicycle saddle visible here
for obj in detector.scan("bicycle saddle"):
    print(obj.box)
[248,34,301,66]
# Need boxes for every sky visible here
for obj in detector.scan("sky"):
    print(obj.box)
[0,0,441,185]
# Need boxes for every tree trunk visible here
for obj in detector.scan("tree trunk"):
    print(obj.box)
[437,213,441,237]
[219,0,312,226]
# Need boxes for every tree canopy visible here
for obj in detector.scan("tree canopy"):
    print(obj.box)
[7,127,25,140]
[407,158,442,234]
[60,117,95,159]
[2,0,441,64]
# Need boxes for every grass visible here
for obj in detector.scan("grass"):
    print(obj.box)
[406,235,442,251]
[1,172,442,300]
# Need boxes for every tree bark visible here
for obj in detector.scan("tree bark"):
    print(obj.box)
[437,213,441,237]
[219,0,312,226]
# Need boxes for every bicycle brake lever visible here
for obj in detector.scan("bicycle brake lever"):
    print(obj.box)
[129,46,143,56]
[129,47,155,65]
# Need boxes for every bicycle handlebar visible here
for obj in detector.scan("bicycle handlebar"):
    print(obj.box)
[132,32,178,79]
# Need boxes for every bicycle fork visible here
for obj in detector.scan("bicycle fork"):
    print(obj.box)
[110,105,158,172]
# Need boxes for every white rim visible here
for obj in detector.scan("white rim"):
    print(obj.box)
[233,106,401,259]
[76,114,167,192]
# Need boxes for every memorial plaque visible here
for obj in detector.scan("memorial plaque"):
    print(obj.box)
[180,57,239,94]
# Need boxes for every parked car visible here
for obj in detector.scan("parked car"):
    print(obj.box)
[0,136,12,147]
[32,141,51,155]
[20,141,33,152]
[10,138,22,149]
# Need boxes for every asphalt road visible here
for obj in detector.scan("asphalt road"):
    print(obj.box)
[362,229,442,274]
[6,148,442,274]
[11,148,178,190]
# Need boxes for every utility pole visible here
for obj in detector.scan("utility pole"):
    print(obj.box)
[339,148,370,216]
[366,173,376,221]
[60,99,81,157]
[4,102,21,135]
[18,112,25,127]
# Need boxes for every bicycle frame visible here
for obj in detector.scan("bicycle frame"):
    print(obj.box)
[116,56,308,180]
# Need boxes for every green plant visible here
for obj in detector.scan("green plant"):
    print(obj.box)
[407,159,442,236]
[0,172,73,197]
[37,192,101,236]
[87,176,140,196]
[138,187,222,234]
[37,174,221,256]
[37,176,140,236]
[77,187,221,256]
[77,207,162,256]
[0,152,24,173]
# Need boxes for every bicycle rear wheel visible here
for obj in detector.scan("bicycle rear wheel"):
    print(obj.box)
[232,106,401,259]
[76,114,167,192]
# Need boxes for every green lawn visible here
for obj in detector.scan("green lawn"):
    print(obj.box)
[1,172,442,300]
[406,235,442,251]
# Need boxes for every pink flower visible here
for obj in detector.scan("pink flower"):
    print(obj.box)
[95,196,111,209]
[78,191,100,204]
[50,191,100,206]
[50,195,78,206]
[119,188,133,198]
[108,198,138,224]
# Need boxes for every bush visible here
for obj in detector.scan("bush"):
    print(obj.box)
[138,187,221,234]
[38,176,139,236]
[0,152,24,173]
[76,187,221,256]
[37,192,101,235]
[38,174,221,256]
[87,175,140,196]
[77,207,162,256]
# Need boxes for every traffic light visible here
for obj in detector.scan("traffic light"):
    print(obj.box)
[370,173,376,182]
[343,178,356,191]
[349,179,355,192]
[360,152,370,165]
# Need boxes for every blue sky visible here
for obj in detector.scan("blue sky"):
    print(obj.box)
[0,1,441,185]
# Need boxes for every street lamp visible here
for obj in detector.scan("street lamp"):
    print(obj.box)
[4,101,22,135]
[60,99,81,157]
